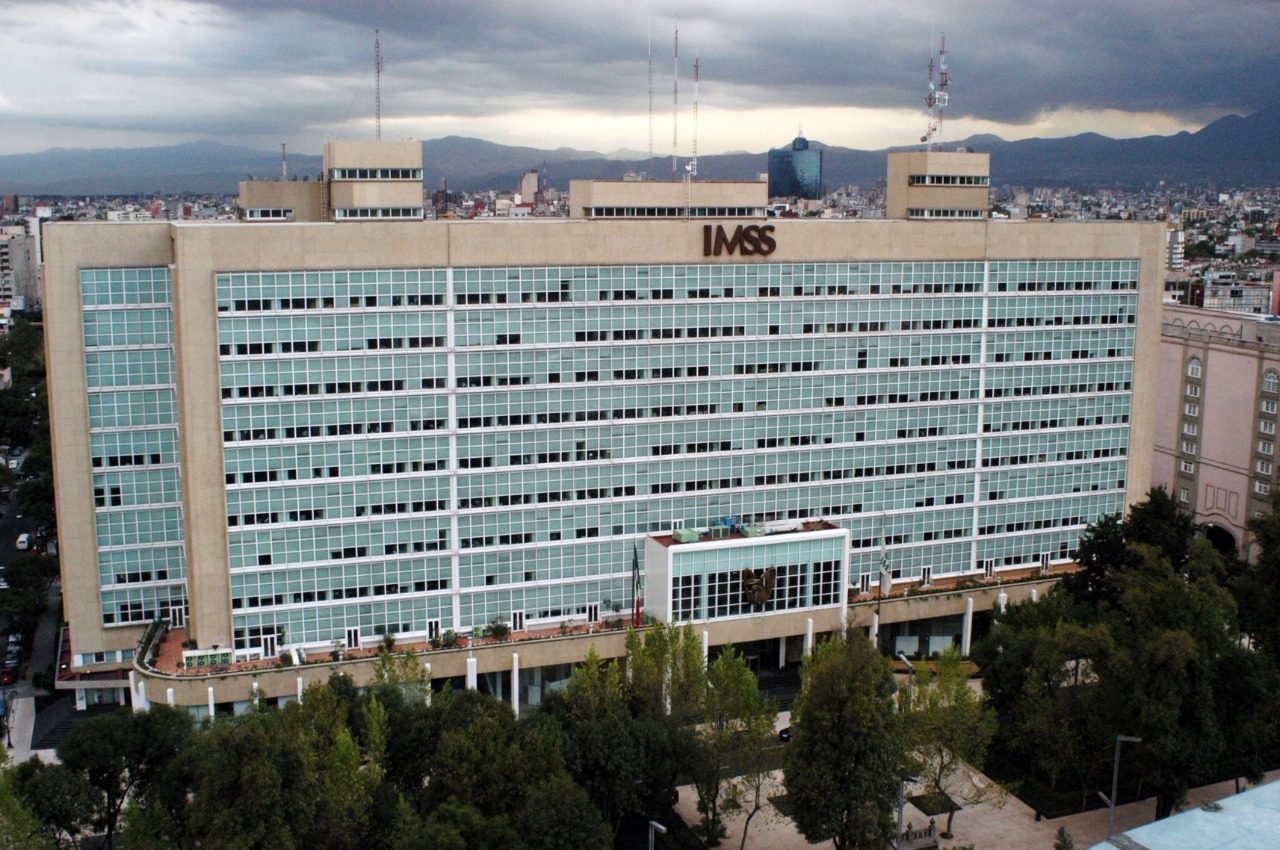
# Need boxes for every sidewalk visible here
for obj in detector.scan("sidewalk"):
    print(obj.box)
[674,751,1280,850]
[3,581,63,764]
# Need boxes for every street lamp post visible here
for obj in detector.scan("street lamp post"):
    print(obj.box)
[647,819,667,850]
[896,652,915,707]
[4,689,14,748]
[1101,734,1141,837]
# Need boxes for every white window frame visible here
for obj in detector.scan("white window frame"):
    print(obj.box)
[1263,420,1277,435]
[1186,358,1202,379]
[1265,370,1280,394]
[1180,460,1196,474]
[1186,385,1201,398]
[1182,440,1197,455]
[1184,402,1199,417]
[1257,460,1273,475]
[1178,487,1190,503]
[1183,422,1198,436]
[1263,399,1277,414]
[1256,481,1271,496]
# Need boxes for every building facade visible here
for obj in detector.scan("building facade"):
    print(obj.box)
[44,209,1162,706]
[1154,303,1280,556]
[767,137,823,200]
[885,151,990,221]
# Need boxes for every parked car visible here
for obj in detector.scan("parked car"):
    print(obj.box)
[15,533,29,551]
[0,664,16,685]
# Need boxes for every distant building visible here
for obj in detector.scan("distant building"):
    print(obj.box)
[767,137,822,200]
[1155,304,1280,557]
[0,226,36,304]
[238,140,424,222]
[517,169,539,204]
[1166,224,1185,271]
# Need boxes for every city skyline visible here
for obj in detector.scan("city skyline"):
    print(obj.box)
[0,0,1275,157]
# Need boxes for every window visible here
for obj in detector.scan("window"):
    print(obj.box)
[1180,460,1195,474]
[1178,487,1190,503]
[1182,422,1198,436]
[1186,385,1201,398]
[1184,403,1199,417]
[1263,420,1277,435]
[1265,370,1280,394]
[1186,357,1202,379]
[1264,399,1278,415]
[1182,440,1197,455]
[1256,481,1271,496]
[1260,441,1275,456]
[920,565,933,586]
[1258,460,1273,475]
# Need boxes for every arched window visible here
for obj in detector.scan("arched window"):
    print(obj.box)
[1186,357,1202,379]
[1264,370,1279,394]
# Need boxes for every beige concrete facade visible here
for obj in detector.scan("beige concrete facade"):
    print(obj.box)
[236,180,326,222]
[885,150,991,220]
[44,215,1163,702]
[238,140,424,222]
[567,179,768,218]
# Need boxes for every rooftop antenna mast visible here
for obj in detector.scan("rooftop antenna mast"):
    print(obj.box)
[672,25,679,178]
[686,55,699,179]
[375,29,383,141]
[648,24,654,164]
[922,32,949,150]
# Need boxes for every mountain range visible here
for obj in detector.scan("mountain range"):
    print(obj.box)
[1,107,1276,196]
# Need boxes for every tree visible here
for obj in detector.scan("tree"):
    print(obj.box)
[904,646,998,837]
[8,757,91,849]
[783,637,910,850]
[694,645,776,847]
[549,649,645,838]
[1241,492,1280,659]
[57,706,192,850]
[516,774,612,850]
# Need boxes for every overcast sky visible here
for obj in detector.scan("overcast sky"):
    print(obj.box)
[0,0,1274,156]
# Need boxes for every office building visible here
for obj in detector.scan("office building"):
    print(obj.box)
[238,141,424,222]
[44,157,1161,710]
[1154,303,1280,557]
[767,137,823,200]
[885,150,990,220]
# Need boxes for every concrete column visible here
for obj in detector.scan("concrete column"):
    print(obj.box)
[870,612,880,646]
[296,676,304,703]
[701,630,710,668]
[804,618,814,656]
[252,681,260,707]
[76,689,88,711]
[128,671,142,712]
[778,636,787,669]
[1030,588,1038,603]
[511,653,520,718]
[997,590,1008,615]
[961,597,975,657]
[207,685,215,717]
[466,656,477,690]
[840,600,849,636]
[166,687,175,706]
[136,679,149,711]
[425,663,432,706]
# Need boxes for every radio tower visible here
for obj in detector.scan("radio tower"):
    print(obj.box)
[648,25,654,163]
[672,25,679,178]
[922,33,949,149]
[686,56,699,179]
[375,30,383,141]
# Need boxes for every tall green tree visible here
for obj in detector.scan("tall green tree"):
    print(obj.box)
[694,645,776,846]
[56,706,192,850]
[784,637,910,850]
[7,757,91,849]
[903,646,997,838]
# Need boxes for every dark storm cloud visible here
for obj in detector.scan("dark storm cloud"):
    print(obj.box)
[0,0,1273,152]
[188,0,1274,122]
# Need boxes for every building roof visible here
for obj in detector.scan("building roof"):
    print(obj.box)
[1088,781,1280,850]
